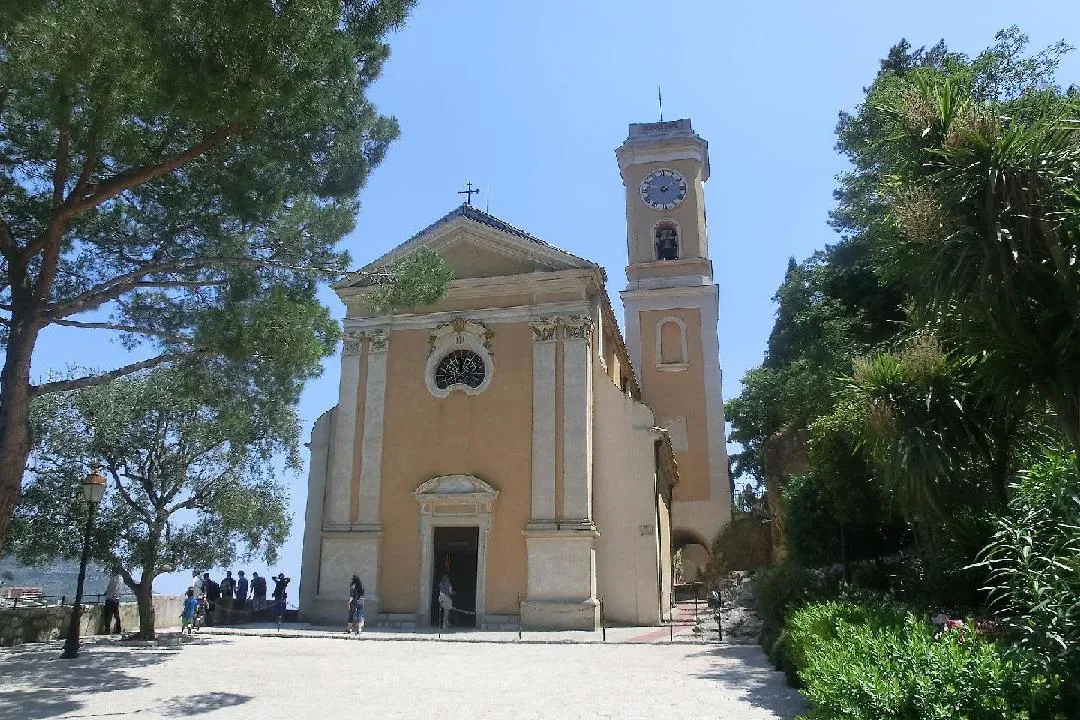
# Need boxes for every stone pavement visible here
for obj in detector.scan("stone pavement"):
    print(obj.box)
[0,632,805,719]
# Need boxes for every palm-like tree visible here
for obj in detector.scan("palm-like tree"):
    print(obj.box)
[881,75,1080,461]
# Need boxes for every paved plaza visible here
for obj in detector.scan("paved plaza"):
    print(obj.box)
[1,632,804,720]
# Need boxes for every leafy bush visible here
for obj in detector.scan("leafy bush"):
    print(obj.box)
[976,449,1080,711]
[790,600,1063,719]
[752,563,842,664]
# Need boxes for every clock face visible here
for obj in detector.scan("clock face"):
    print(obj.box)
[640,169,687,210]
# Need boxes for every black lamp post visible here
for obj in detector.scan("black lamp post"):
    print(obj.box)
[60,469,107,659]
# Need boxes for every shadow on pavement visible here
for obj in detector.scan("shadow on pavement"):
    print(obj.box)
[0,638,231,720]
[688,644,806,718]
[162,691,253,716]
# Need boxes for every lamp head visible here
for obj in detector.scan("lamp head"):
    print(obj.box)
[82,469,106,504]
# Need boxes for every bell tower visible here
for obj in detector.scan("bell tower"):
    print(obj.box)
[617,119,731,553]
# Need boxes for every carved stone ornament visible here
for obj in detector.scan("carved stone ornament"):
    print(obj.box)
[342,330,365,356]
[368,328,389,353]
[530,316,559,342]
[562,315,593,342]
[428,317,495,357]
[412,474,500,515]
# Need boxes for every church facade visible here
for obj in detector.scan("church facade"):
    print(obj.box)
[299,119,730,629]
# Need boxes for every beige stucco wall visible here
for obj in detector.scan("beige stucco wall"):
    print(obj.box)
[376,322,534,616]
[299,409,333,619]
[592,359,666,626]
[657,488,673,618]
[637,308,710,502]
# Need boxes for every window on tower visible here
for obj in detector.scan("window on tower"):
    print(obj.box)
[655,221,680,261]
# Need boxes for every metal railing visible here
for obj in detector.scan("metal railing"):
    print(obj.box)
[0,592,136,610]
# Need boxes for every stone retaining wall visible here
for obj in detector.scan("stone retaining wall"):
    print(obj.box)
[0,596,184,647]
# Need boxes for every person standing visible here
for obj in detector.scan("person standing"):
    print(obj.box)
[220,570,236,623]
[190,570,204,598]
[271,573,290,627]
[438,574,454,629]
[346,575,365,634]
[203,573,221,626]
[100,568,123,635]
[249,569,266,621]
[235,571,249,621]
[251,572,267,621]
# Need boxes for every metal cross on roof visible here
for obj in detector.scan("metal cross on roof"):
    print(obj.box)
[457,181,479,206]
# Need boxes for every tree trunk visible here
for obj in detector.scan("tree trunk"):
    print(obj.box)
[135,581,156,640]
[0,300,42,555]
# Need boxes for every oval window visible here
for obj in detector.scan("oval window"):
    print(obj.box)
[434,350,486,390]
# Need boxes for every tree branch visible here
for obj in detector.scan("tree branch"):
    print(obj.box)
[47,255,341,321]
[106,463,153,523]
[168,468,233,515]
[52,318,192,343]
[71,116,101,201]
[0,213,13,254]
[53,111,71,209]
[64,124,243,216]
[29,348,214,398]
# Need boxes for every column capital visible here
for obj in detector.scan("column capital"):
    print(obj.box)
[530,316,559,343]
[342,330,365,356]
[368,328,389,353]
[562,314,593,343]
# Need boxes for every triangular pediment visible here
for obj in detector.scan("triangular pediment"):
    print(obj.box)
[335,204,596,289]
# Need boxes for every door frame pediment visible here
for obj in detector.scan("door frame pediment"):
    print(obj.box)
[413,475,498,627]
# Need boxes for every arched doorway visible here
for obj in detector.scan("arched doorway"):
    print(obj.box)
[672,528,710,584]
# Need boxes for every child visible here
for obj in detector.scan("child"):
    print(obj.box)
[181,588,199,634]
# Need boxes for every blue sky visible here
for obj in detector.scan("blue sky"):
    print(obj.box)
[30,1,1080,597]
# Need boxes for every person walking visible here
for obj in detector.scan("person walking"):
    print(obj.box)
[272,573,290,628]
[437,574,454,629]
[235,571,249,621]
[346,575,365,634]
[100,568,123,635]
[251,572,267,621]
[181,589,199,635]
[220,570,236,623]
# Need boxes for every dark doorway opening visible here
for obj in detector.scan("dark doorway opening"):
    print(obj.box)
[430,526,479,627]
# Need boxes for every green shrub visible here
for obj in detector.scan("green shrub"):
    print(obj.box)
[752,563,842,659]
[789,600,1063,719]
[975,449,1080,712]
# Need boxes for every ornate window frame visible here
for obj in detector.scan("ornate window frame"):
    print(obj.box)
[425,317,495,397]
[656,315,689,371]
[413,475,499,628]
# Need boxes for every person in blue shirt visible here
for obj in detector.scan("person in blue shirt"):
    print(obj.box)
[181,589,199,634]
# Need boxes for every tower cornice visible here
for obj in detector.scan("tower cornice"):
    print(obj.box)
[615,118,710,182]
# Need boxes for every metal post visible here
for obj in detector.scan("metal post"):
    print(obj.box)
[600,596,605,643]
[517,594,522,641]
[61,503,97,659]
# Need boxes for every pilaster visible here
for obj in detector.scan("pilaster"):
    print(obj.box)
[529,316,558,528]
[357,328,389,525]
[561,315,594,526]
[522,528,600,630]
[323,331,364,527]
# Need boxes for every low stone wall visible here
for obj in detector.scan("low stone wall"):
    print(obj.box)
[0,596,184,647]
